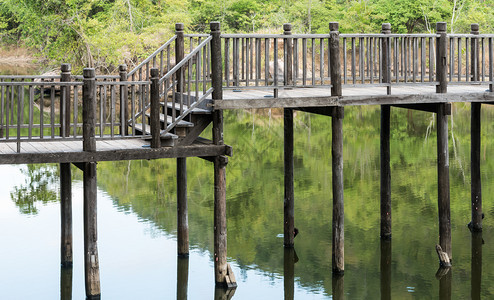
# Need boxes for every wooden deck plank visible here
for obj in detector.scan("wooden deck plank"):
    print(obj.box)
[215,85,494,109]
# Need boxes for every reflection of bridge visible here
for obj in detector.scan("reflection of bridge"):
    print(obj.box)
[0,20,490,298]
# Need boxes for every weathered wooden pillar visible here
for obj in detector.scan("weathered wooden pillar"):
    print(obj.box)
[284,107,294,248]
[470,24,482,231]
[380,23,392,240]
[435,22,451,260]
[330,21,344,274]
[436,22,448,94]
[60,163,73,267]
[437,102,451,260]
[380,239,391,300]
[150,68,161,148]
[471,101,482,231]
[210,21,236,288]
[82,68,100,299]
[471,24,480,81]
[283,23,295,246]
[283,23,293,87]
[60,63,71,137]
[471,232,482,300]
[176,23,185,92]
[83,68,97,152]
[119,64,128,136]
[177,257,189,300]
[177,157,189,256]
[283,248,296,300]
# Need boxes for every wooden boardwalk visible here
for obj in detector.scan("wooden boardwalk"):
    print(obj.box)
[1,20,493,298]
[215,84,493,109]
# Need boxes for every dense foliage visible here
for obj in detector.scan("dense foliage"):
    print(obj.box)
[1,0,494,72]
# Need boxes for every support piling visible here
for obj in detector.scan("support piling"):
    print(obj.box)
[177,157,189,256]
[284,107,294,248]
[60,163,73,267]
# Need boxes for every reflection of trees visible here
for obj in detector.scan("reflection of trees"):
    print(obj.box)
[10,164,58,215]
[83,106,494,298]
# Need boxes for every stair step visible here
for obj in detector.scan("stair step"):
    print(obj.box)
[164,102,212,114]
[133,123,178,140]
[144,113,194,127]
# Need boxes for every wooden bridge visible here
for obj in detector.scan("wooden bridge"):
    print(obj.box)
[1,20,492,298]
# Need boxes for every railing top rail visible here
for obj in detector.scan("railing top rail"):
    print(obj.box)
[0,75,61,80]
[159,35,212,83]
[72,75,120,80]
[221,33,331,39]
[450,33,494,38]
[0,81,83,86]
[128,35,177,77]
[184,34,209,38]
[340,33,438,38]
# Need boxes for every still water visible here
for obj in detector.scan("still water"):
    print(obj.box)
[0,65,493,299]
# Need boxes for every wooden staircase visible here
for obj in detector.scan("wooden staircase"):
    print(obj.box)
[131,99,213,147]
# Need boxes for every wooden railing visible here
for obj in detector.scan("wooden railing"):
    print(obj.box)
[220,22,494,92]
[0,65,153,152]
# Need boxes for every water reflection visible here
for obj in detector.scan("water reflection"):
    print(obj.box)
[380,240,391,300]
[332,274,344,300]
[283,248,297,300]
[214,286,236,300]
[471,232,483,300]
[438,268,452,300]
[60,266,72,300]
[177,257,189,300]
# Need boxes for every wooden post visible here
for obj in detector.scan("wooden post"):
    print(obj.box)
[381,23,392,95]
[177,157,189,256]
[332,106,344,274]
[60,163,72,267]
[284,24,293,87]
[381,23,392,240]
[330,22,344,274]
[436,22,448,94]
[471,232,482,300]
[470,24,482,231]
[176,23,185,93]
[83,161,100,299]
[150,68,161,148]
[471,24,480,82]
[210,22,235,288]
[214,155,228,286]
[437,103,451,260]
[330,22,342,97]
[435,22,452,260]
[119,64,128,136]
[83,68,96,152]
[60,64,71,137]
[284,107,294,248]
[471,101,482,231]
[82,68,100,298]
[380,239,392,300]
[177,257,189,300]
[284,248,295,300]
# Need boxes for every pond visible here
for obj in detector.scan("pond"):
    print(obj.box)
[0,64,493,299]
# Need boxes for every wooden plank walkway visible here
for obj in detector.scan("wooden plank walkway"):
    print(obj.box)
[214,84,494,109]
[0,138,230,164]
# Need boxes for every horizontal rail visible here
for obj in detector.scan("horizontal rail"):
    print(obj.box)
[160,36,212,83]
[128,35,177,77]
